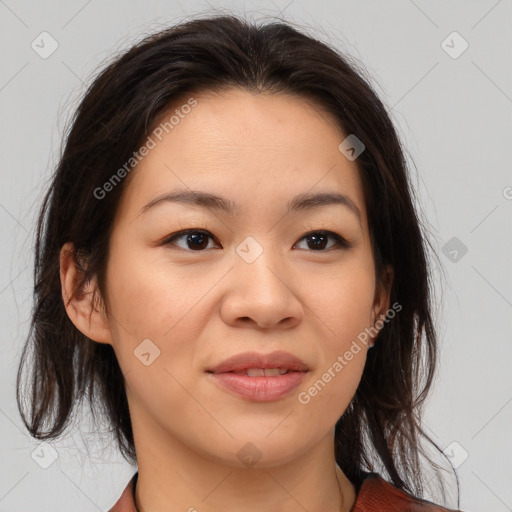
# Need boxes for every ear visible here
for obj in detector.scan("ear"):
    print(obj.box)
[370,264,394,341]
[60,242,112,345]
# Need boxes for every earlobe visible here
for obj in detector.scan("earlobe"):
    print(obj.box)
[59,242,112,345]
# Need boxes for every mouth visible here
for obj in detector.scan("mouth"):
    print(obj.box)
[228,368,291,376]
[206,350,309,374]
[206,351,309,402]
[207,370,308,402]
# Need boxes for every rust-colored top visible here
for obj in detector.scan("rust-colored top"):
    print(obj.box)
[109,472,461,511]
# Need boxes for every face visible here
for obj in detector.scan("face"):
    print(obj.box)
[90,88,390,468]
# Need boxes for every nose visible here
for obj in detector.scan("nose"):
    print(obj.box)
[219,247,304,330]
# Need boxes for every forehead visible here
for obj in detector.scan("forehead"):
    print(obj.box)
[117,87,367,225]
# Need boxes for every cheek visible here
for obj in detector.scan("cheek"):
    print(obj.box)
[298,357,365,425]
[103,241,226,399]
[104,242,213,341]
[307,260,376,353]
[290,260,375,423]
[295,334,367,436]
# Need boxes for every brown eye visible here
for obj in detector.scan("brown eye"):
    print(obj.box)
[163,229,350,252]
[294,231,350,251]
[163,230,218,251]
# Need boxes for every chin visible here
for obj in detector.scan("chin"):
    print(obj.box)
[203,433,316,470]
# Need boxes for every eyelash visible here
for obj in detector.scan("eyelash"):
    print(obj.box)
[162,229,352,252]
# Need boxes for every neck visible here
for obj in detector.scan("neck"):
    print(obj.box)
[131,416,356,512]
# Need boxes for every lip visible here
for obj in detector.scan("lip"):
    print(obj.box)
[207,350,309,374]
[206,351,309,402]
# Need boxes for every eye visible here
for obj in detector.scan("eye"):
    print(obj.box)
[294,230,351,251]
[163,229,350,252]
[163,229,219,251]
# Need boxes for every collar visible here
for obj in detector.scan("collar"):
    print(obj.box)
[109,471,459,511]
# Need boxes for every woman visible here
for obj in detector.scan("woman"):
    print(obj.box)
[16,13,462,511]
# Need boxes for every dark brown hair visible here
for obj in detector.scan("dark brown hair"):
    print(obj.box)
[16,13,457,505]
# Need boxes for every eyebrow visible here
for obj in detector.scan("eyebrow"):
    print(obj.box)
[138,189,362,221]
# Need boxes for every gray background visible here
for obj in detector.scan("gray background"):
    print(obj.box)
[1,0,511,510]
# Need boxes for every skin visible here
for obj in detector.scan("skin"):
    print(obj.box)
[61,87,393,512]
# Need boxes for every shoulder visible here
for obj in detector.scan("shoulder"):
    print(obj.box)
[109,472,138,512]
[352,472,462,512]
